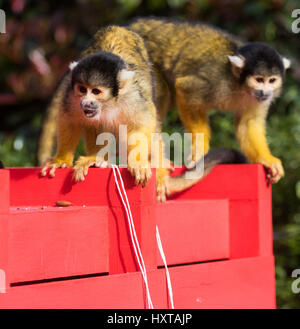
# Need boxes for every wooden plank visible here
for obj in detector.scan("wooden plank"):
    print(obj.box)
[108,205,157,274]
[7,167,157,277]
[229,198,272,259]
[257,167,273,256]
[229,200,260,258]
[145,270,169,309]
[156,200,229,266]
[0,272,144,309]
[0,256,275,308]
[0,214,9,293]
[8,206,109,283]
[0,171,10,292]
[0,170,9,212]
[167,256,275,309]
[170,164,270,201]
[9,167,156,207]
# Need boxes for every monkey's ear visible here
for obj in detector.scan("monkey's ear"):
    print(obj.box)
[282,57,291,70]
[228,55,245,69]
[119,69,135,82]
[228,55,245,78]
[118,70,135,94]
[69,61,79,71]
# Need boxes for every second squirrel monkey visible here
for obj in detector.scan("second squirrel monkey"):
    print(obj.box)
[40,26,169,201]
[129,17,291,183]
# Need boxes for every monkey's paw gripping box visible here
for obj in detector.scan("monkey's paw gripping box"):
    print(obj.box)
[0,164,275,308]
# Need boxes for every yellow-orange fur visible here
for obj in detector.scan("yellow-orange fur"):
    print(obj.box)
[40,25,169,200]
[129,18,286,182]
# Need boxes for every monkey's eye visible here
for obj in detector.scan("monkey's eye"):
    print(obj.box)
[269,78,276,84]
[92,88,101,95]
[79,86,87,93]
[255,77,265,83]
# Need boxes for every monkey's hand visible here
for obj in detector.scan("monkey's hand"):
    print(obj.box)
[259,155,284,184]
[73,156,108,182]
[41,157,73,178]
[156,168,170,202]
[127,159,152,187]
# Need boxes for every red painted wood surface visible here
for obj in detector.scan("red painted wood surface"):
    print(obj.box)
[170,164,273,259]
[3,167,157,277]
[0,164,275,308]
[108,204,157,274]
[0,257,275,309]
[0,170,9,212]
[156,200,229,266]
[167,256,275,309]
[1,272,145,309]
[8,167,156,207]
[170,164,269,200]
[8,206,109,283]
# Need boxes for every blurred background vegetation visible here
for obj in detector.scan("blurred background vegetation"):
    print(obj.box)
[0,0,299,308]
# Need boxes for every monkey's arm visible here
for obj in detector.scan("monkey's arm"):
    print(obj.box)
[235,107,284,183]
[127,124,154,187]
[72,120,157,186]
[127,116,171,201]
[73,127,109,182]
[41,115,81,177]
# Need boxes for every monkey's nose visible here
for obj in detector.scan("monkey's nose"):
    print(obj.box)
[254,90,264,98]
[254,90,270,101]
[85,101,98,110]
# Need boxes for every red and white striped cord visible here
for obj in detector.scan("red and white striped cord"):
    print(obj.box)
[111,165,174,309]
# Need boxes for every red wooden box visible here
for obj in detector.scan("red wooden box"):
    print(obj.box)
[0,164,275,308]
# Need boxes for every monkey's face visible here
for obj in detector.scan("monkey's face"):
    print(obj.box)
[228,42,290,104]
[70,52,135,121]
[73,82,111,118]
[245,74,283,103]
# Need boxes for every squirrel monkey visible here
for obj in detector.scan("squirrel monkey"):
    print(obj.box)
[129,17,291,184]
[40,26,169,201]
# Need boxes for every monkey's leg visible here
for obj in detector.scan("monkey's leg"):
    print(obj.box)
[177,100,210,163]
[153,67,172,122]
[156,142,171,202]
[235,110,284,183]
[41,116,81,177]
[73,128,108,182]
[175,77,211,163]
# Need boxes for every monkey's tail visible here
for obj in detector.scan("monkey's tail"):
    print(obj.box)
[168,148,248,195]
[37,74,70,166]
[37,99,59,165]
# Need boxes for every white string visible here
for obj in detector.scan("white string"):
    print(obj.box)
[111,164,174,309]
[111,165,153,309]
[156,226,175,309]
[112,166,154,309]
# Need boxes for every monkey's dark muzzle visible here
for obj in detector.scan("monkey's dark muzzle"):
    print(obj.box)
[81,101,99,118]
[254,90,271,102]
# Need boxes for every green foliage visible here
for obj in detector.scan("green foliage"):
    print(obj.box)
[0,0,299,308]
